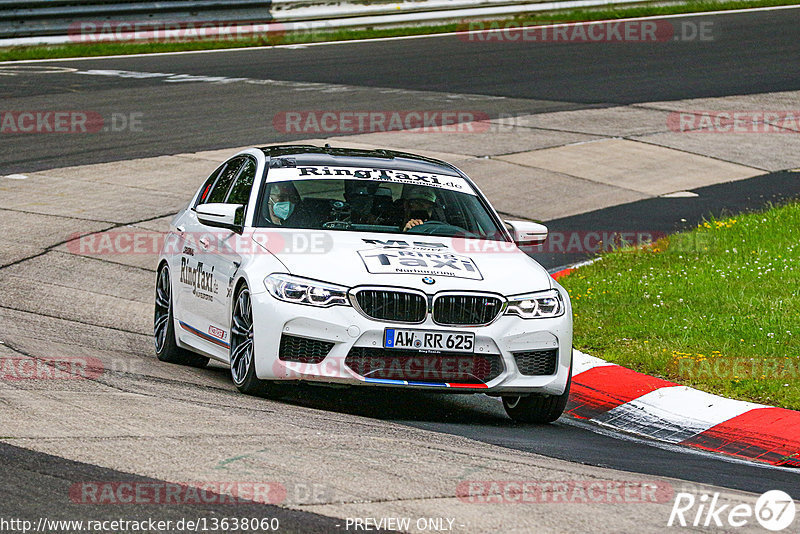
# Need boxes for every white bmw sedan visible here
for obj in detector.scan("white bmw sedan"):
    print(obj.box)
[155,145,573,422]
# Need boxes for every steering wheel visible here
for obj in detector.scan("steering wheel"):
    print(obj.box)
[405,220,463,236]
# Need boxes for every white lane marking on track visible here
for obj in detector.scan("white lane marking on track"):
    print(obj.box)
[74,68,506,101]
[0,66,77,75]
[3,174,28,180]
[661,191,700,198]
[1,5,797,64]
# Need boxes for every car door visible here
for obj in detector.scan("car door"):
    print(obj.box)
[202,156,258,343]
[170,161,225,330]
[173,157,245,356]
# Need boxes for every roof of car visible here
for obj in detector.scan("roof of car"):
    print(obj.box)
[257,144,463,177]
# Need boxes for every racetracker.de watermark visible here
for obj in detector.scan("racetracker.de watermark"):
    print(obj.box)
[0,111,143,134]
[0,357,104,380]
[69,482,286,505]
[68,21,287,43]
[69,230,680,256]
[667,111,800,133]
[67,230,334,256]
[274,353,497,382]
[456,480,674,504]
[452,231,667,254]
[668,354,800,381]
[273,111,491,134]
[457,19,714,43]
[0,356,140,380]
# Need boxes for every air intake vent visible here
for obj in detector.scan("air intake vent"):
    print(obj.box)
[279,334,334,364]
[513,349,558,376]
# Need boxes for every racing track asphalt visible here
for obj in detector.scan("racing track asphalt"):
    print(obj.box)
[0,441,353,534]
[2,7,800,172]
[1,7,799,529]
[266,384,800,496]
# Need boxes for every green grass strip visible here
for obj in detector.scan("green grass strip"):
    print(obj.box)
[560,200,800,410]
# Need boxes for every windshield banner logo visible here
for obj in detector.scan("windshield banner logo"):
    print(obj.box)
[358,247,483,280]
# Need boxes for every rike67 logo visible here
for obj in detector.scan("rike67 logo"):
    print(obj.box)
[668,490,796,531]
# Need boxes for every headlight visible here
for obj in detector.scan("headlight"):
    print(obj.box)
[505,289,564,319]
[265,274,349,307]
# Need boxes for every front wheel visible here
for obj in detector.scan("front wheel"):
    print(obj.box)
[229,284,279,397]
[502,365,572,424]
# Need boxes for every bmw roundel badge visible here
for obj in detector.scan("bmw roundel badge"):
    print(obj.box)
[422,276,435,285]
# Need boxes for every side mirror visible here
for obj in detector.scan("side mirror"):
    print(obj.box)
[196,203,244,234]
[506,220,548,247]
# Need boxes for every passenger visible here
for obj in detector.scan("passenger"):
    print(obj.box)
[264,182,302,226]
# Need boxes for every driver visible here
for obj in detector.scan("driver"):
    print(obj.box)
[265,181,301,226]
[400,186,437,232]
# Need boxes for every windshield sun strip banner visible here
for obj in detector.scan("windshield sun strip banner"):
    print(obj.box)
[266,166,474,194]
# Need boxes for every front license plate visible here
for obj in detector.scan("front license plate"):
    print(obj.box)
[384,329,475,353]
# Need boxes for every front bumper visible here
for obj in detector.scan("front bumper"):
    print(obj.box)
[250,289,573,395]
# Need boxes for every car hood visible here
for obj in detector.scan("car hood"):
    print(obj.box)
[252,230,552,295]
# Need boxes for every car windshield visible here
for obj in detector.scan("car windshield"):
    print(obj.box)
[255,170,506,240]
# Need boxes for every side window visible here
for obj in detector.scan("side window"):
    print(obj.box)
[226,157,257,205]
[194,164,226,208]
[205,157,244,204]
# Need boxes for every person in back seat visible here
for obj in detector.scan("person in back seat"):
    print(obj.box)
[344,182,395,226]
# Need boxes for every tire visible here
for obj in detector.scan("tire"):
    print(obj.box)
[229,283,278,397]
[502,362,572,424]
[154,264,209,368]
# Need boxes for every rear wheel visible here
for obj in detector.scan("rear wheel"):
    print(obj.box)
[230,284,276,396]
[154,264,209,368]
[502,364,572,424]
